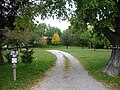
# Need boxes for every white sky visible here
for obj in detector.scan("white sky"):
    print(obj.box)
[35,16,71,32]
[34,1,76,32]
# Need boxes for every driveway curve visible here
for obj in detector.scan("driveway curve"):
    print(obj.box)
[32,50,109,90]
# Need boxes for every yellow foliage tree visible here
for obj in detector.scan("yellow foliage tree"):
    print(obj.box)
[40,36,47,46]
[52,33,61,45]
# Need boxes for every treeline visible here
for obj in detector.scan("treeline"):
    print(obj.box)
[61,24,110,50]
[3,22,110,51]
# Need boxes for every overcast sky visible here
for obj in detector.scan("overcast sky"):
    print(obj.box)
[34,1,76,32]
[35,16,71,32]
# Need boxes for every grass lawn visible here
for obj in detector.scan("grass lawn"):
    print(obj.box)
[0,46,120,90]
[60,46,120,90]
[0,48,56,90]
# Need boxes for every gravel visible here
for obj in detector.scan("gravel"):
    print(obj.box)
[32,50,109,90]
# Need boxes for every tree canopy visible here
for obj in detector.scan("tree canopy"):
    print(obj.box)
[72,0,120,46]
[70,0,120,76]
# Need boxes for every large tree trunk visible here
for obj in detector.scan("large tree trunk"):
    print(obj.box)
[97,26,120,76]
[103,48,120,76]
[0,47,4,64]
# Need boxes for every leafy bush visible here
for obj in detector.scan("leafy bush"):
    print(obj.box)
[4,50,11,64]
[21,49,34,64]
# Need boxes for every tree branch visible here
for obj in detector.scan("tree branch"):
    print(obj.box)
[112,17,120,36]
[101,27,120,45]
[94,25,117,45]
[114,0,120,11]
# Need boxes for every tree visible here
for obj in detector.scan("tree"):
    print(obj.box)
[73,31,81,47]
[45,26,62,45]
[61,30,72,49]
[0,0,38,64]
[0,0,20,64]
[40,36,47,46]
[90,34,102,51]
[37,23,47,36]
[70,0,120,76]
[80,30,91,49]
[45,26,62,37]
[52,33,61,45]
[29,23,47,46]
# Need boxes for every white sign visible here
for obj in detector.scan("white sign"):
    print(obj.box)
[11,50,18,58]
[12,58,17,64]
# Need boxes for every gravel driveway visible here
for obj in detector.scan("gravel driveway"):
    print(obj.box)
[32,50,109,90]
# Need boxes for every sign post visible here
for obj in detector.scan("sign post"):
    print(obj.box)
[11,49,18,81]
[12,63,16,81]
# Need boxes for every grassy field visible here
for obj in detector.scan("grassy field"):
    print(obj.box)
[0,46,120,90]
[40,45,120,89]
[60,46,120,90]
[0,48,56,90]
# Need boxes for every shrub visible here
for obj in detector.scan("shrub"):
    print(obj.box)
[4,50,11,64]
[20,49,34,64]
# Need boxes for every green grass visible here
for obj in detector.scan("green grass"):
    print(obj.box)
[0,48,56,90]
[64,56,71,74]
[59,46,120,90]
[64,56,71,79]
[1,46,120,90]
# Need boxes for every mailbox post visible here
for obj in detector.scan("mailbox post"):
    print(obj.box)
[11,48,18,81]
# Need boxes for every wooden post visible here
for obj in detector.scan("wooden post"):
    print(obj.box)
[12,63,16,81]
